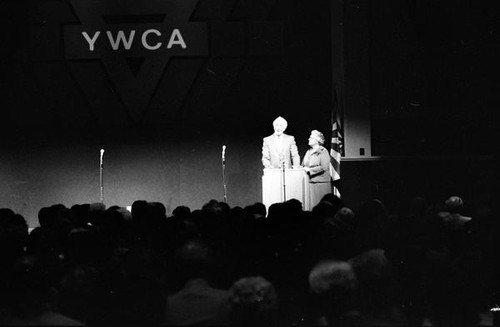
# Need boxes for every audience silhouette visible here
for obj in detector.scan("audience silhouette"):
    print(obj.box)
[0,193,497,326]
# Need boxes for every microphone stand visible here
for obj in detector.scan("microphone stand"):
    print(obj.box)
[282,161,286,202]
[222,148,227,202]
[100,151,104,203]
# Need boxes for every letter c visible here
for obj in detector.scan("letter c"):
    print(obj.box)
[141,29,162,50]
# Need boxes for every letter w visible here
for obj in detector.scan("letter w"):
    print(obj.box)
[106,30,136,50]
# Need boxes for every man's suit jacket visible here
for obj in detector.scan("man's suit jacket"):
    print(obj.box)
[262,133,300,168]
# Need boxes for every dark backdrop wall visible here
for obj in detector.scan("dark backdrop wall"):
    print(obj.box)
[368,0,498,155]
[1,0,333,226]
[360,0,497,215]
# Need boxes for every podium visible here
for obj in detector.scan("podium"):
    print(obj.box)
[262,168,310,211]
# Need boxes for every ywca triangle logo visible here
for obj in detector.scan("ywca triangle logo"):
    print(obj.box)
[64,0,208,123]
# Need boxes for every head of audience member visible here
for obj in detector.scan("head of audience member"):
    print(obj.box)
[312,201,338,221]
[25,226,51,256]
[131,200,148,224]
[95,207,128,248]
[267,202,284,221]
[38,204,68,229]
[284,198,303,213]
[172,205,191,220]
[36,205,74,256]
[0,208,15,219]
[176,239,214,282]
[444,196,465,215]
[0,209,29,264]
[69,204,91,228]
[100,206,126,227]
[202,199,231,221]
[252,202,267,219]
[87,202,106,226]
[145,202,167,227]
[272,116,287,136]
[348,249,397,318]
[116,206,132,221]
[268,202,299,228]
[330,207,356,233]
[283,199,304,224]
[148,201,166,216]
[317,207,358,260]
[38,207,51,228]
[230,206,246,221]
[230,276,278,327]
[167,206,195,242]
[321,194,344,213]
[309,260,358,325]
[244,203,266,221]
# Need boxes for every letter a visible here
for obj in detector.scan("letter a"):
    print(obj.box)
[167,29,186,49]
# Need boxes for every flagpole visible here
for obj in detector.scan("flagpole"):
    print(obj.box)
[329,84,343,198]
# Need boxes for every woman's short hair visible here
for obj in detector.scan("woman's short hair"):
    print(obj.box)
[310,130,325,145]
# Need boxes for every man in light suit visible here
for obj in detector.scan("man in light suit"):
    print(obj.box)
[262,116,300,168]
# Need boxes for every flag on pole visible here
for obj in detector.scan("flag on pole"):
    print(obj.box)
[329,87,344,197]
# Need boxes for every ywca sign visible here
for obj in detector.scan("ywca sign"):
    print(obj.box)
[82,28,187,51]
[65,25,208,58]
